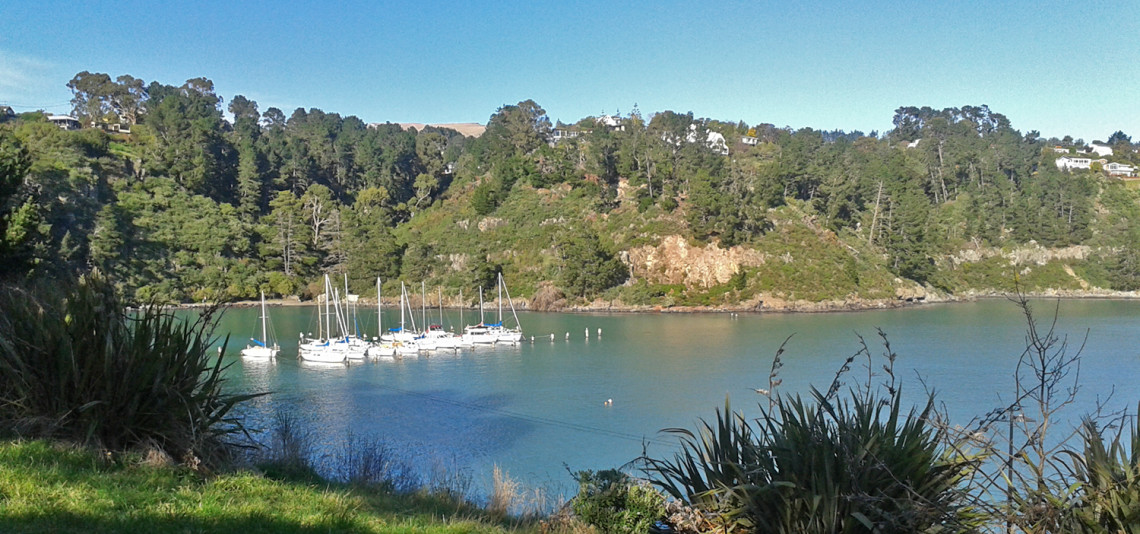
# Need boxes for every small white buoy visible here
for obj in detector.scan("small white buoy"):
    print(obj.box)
[530,336,534,342]
[585,328,589,339]
[597,327,602,337]
[550,333,555,341]
[604,398,613,406]
[566,332,570,340]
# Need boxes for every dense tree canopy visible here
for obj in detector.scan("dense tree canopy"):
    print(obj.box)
[6,71,1140,305]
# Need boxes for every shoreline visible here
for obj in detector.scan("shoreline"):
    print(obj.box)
[176,288,1140,314]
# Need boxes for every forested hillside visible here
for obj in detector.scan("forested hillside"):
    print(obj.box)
[2,72,1139,309]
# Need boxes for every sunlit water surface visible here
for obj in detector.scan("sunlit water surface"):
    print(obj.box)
[212,299,1140,500]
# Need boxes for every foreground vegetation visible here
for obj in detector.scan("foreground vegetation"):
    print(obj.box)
[0,272,254,464]
[0,440,530,534]
[629,295,1140,533]
[1,274,1139,532]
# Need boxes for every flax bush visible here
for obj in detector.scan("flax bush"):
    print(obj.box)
[1047,411,1140,532]
[643,333,981,533]
[0,272,259,465]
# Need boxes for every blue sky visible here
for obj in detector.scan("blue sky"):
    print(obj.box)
[2,1,1137,142]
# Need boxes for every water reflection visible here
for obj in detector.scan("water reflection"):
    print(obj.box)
[213,300,1140,500]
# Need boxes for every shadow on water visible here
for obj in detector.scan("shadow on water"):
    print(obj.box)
[239,386,535,484]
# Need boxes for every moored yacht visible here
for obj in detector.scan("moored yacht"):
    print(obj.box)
[491,272,524,344]
[367,277,396,359]
[240,291,279,358]
[298,275,347,363]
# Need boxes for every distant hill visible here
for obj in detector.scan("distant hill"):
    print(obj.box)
[394,122,486,137]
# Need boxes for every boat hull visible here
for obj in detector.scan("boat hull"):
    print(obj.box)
[367,343,396,359]
[299,341,347,363]
[241,345,278,358]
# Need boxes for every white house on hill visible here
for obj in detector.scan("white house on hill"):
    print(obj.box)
[596,115,624,130]
[48,115,81,130]
[1055,155,1099,171]
[682,124,729,155]
[1105,162,1137,177]
[1056,155,1135,177]
[1086,143,1113,157]
[551,128,584,143]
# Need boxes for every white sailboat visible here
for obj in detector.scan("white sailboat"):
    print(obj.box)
[299,275,348,363]
[492,272,524,344]
[240,291,279,358]
[367,277,396,359]
[339,275,369,360]
[424,286,462,350]
[383,282,421,357]
[463,286,497,345]
[415,282,438,353]
[454,289,473,348]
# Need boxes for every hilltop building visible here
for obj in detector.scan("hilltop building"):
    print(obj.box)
[1104,162,1137,177]
[1085,142,1113,157]
[47,115,81,130]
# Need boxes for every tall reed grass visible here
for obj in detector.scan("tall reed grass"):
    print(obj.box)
[0,272,260,465]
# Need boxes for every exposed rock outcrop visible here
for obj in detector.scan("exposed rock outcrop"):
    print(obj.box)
[894,278,927,301]
[625,235,766,288]
[478,217,506,232]
[949,243,1091,267]
[529,283,567,311]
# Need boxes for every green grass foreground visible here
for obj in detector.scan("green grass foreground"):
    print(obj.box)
[0,440,534,534]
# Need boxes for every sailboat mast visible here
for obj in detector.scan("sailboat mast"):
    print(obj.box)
[324,275,331,340]
[479,287,484,324]
[400,282,406,332]
[502,275,521,330]
[333,288,342,338]
[421,281,427,330]
[377,277,382,338]
[406,282,417,332]
[498,273,503,324]
[261,291,268,343]
[345,274,356,338]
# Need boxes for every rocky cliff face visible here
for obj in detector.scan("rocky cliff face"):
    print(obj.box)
[949,243,1091,267]
[625,235,766,288]
[618,234,935,312]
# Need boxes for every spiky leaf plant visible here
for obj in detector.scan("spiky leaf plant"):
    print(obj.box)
[643,336,981,533]
[1058,410,1140,532]
[0,272,261,465]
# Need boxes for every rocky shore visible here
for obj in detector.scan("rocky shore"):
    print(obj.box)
[194,287,1140,314]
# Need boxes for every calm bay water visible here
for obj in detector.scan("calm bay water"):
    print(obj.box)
[214,298,1140,499]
